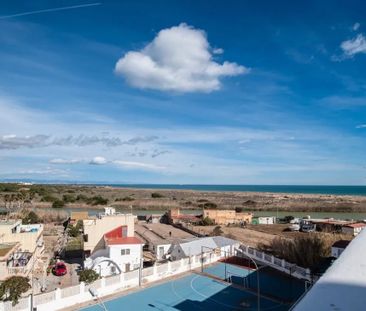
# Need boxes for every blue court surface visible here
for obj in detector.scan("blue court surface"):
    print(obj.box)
[82,262,297,311]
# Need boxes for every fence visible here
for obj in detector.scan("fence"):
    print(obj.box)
[0,250,224,311]
[0,244,311,311]
[237,245,311,281]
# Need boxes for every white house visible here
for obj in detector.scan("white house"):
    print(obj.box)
[83,207,136,256]
[84,226,143,277]
[255,216,276,225]
[331,240,350,258]
[341,223,366,236]
[168,236,240,261]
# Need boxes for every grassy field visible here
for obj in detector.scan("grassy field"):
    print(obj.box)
[1,183,366,215]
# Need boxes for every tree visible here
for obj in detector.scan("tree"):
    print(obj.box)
[211,226,224,236]
[22,211,40,224]
[52,199,65,208]
[67,220,83,237]
[79,269,99,284]
[259,233,340,269]
[0,276,31,305]
[201,216,215,226]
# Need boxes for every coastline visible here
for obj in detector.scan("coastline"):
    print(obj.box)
[4,183,366,214]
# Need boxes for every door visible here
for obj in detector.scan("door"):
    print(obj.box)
[125,263,130,272]
[159,246,164,259]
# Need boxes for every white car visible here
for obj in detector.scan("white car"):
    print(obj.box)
[289,224,300,231]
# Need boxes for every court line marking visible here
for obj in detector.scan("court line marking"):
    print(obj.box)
[191,274,287,311]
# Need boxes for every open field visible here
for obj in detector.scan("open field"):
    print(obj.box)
[1,183,366,214]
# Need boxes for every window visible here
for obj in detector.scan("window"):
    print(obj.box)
[121,249,130,256]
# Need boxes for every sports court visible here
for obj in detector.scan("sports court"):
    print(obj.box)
[82,262,302,311]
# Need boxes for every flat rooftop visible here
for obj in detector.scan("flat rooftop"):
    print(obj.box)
[0,219,18,226]
[0,242,18,257]
[135,223,195,245]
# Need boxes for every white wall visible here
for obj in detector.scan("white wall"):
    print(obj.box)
[109,244,142,272]
[258,217,276,225]
[83,214,135,253]
[153,243,171,260]
[3,250,226,311]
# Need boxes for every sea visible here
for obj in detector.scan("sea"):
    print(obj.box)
[106,184,366,196]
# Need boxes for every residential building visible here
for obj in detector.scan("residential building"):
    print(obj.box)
[168,236,240,261]
[310,219,352,233]
[84,225,143,277]
[135,223,195,261]
[0,220,44,280]
[69,211,89,224]
[168,208,201,224]
[341,223,366,236]
[202,209,252,225]
[331,240,350,258]
[83,207,136,255]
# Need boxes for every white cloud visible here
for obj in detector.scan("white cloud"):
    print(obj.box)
[113,160,166,171]
[49,158,82,164]
[213,48,224,54]
[340,34,366,57]
[356,124,366,129]
[89,156,108,165]
[18,167,70,176]
[0,134,49,149]
[353,23,360,31]
[115,23,248,93]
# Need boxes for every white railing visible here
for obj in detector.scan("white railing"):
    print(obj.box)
[0,251,225,311]
[237,245,311,281]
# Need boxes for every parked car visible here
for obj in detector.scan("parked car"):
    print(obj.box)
[53,262,67,276]
[289,224,300,231]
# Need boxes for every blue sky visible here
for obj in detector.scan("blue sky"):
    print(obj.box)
[0,0,365,185]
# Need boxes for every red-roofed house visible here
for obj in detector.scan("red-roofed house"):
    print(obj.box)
[342,223,366,236]
[84,225,144,276]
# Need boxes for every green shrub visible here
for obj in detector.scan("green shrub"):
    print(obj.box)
[116,196,135,202]
[202,202,217,209]
[0,276,31,305]
[22,211,40,224]
[0,184,19,192]
[41,195,57,202]
[259,233,342,269]
[151,192,164,198]
[67,220,83,237]
[201,216,215,226]
[76,194,88,202]
[52,199,65,208]
[62,194,76,203]
[211,226,223,236]
[87,195,108,205]
[79,269,99,284]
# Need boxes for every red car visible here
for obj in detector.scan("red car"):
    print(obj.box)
[53,262,67,276]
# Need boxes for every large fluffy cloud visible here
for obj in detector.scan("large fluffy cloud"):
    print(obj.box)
[115,23,248,93]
